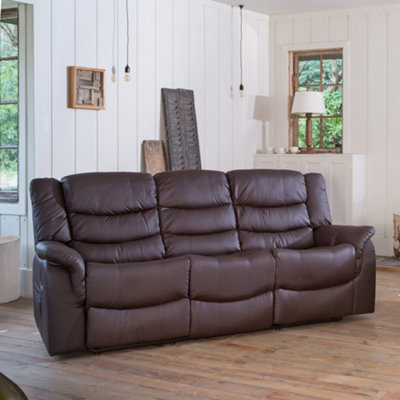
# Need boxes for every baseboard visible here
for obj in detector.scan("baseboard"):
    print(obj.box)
[20,268,32,298]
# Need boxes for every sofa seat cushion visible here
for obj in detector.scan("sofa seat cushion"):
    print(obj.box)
[87,299,190,349]
[274,244,356,291]
[273,244,356,325]
[86,256,189,309]
[189,249,275,338]
[190,249,275,301]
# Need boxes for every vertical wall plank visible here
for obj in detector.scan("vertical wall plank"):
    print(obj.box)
[155,0,173,139]
[386,10,400,254]
[348,13,368,154]
[173,0,189,88]
[97,0,118,171]
[33,0,52,177]
[204,6,220,170]
[19,217,28,269]
[367,12,387,244]
[75,0,98,173]
[275,19,293,45]
[311,15,329,42]
[330,15,348,41]
[51,0,76,179]
[293,17,311,44]
[244,16,260,168]
[0,216,20,237]
[189,1,205,163]
[231,7,245,168]
[219,9,233,171]
[137,0,157,170]
[118,0,138,171]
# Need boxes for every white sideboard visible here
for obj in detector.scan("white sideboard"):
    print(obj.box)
[254,153,366,226]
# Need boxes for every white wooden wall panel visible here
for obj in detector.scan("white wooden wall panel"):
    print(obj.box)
[189,2,206,162]
[386,10,400,254]
[0,216,20,237]
[218,9,233,171]
[244,17,259,169]
[51,0,76,179]
[97,0,118,171]
[155,0,173,138]
[330,15,348,41]
[117,0,138,171]
[75,0,98,173]
[204,6,220,170]
[348,14,368,154]
[293,17,311,44]
[367,12,387,243]
[173,0,189,88]
[33,0,52,177]
[311,15,329,42]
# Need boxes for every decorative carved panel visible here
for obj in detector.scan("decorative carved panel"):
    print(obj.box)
[162,88,201,170]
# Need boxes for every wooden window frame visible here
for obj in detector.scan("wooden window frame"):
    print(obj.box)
[289,48,343,153]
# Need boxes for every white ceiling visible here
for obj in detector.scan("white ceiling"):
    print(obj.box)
[214,0,400,15]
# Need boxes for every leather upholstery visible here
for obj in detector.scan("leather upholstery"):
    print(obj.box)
[155,170,240,257]
[228,169,314,250]
[274,244,356,291]
[304,173,332,228]
[36,241,85,298]
[62,172,165,263]
[29,169,376,355]
[30,178,71,244]
[189,249,275,337]
[314,225,375,258]
[86,257,189,309]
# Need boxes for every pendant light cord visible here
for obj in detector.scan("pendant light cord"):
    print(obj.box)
[112,0,116,68]
[126,0,129,67]
[239,5,244,90]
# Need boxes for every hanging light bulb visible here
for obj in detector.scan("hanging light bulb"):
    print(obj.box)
[124,0,131,82]
[111,66,116,83]
[239,4,245,97]
[124,65,131,82]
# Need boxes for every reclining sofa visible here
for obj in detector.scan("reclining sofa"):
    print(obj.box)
[30,169,376,356]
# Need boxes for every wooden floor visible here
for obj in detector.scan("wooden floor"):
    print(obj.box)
[1,271,400,400]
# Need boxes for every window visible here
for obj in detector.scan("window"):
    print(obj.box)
[0,7,19,203]
[290,49,343,152]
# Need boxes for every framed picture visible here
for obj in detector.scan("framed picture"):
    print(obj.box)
[68,66,105,110]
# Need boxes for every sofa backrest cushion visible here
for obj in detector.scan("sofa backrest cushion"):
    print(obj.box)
[228,169,315,250]
[30,178,72,244]
[61,172,165,263]
[155,170,240,257]
[304,173,332,227]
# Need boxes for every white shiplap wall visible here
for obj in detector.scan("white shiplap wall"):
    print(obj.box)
[34,0,269,179]
[269,5,400,256]
[0,0,269,296]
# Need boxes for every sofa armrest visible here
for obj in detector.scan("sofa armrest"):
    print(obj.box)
[36,241,85,296]
[314,225,375,258]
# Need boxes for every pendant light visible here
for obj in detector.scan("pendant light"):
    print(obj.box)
[123,0,131,82]
[239,4,245,97]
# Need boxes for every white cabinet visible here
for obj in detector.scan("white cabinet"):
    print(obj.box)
[253,154,366,225]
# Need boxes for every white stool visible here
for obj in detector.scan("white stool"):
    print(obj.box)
[0,236,21,303]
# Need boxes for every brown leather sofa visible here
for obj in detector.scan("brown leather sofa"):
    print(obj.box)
[30,169,376,356]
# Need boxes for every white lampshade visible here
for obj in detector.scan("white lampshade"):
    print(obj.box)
[291,91,326,114]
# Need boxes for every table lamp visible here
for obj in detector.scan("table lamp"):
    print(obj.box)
[291,91,326,152]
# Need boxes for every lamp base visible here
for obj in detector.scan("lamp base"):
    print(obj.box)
[306,113,313,151]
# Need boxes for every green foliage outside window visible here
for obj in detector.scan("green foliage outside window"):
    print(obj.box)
[0,13,19,197]
[293,51,343,151]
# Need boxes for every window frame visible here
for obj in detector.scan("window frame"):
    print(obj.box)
[281,41,349,154]
[290,48,343,152]
[0,3,26,215]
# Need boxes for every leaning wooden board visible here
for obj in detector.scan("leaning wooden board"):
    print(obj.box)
[161,88,202,170]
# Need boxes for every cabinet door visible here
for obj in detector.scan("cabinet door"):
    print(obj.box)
[254,155,279,169]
